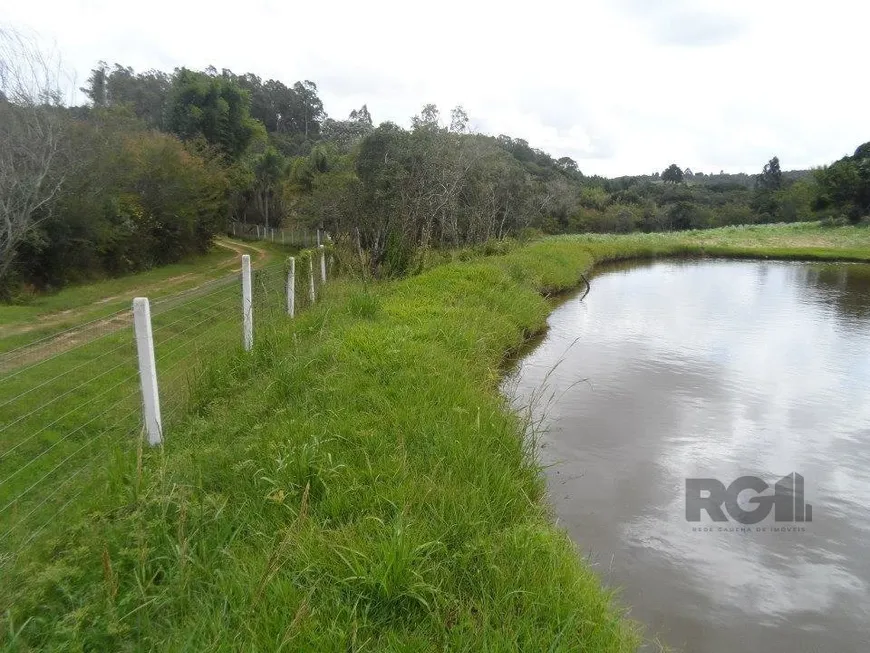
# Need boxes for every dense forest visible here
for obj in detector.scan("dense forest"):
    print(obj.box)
[2,30,868,293]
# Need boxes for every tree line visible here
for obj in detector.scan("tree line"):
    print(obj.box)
[2,29,868,295]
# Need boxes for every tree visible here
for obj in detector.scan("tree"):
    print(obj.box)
[757,156,783,190]
[668,201,705,230]
[0,29,67,288]
[81,61,108,107]
[814,143,870,222]
[107,65,170,128]
[230,72,294,134]
[349,104,372,126]
[449,106,469,133]
[662,164,683,184]
[557,156,579,174]
[412,104,441,131]
[251,147,285,228]
[81,63,170,128]
[290,80,324,138]
[855,143,870,217]
[165,68,258,160]
[321,114,374,152]
[20,119,230,287]
[853,141,870,160]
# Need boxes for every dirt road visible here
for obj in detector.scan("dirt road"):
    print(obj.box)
[0,239,276,373]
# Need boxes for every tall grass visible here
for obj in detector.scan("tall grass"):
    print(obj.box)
[0,257,317,587]
[1,222,867,650]
[1,256,640,651]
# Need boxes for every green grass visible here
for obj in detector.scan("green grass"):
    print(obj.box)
[0,238,297,354]
[0,257,311,581]
[564,222,870,265]
[1,222,868,651]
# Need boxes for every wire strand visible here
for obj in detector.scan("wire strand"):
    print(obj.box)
[0,331,134,389]
[154,312,237,363]
[0,306,131,359]
[0,386,140,494]
[150,283,240,329]
[0,442,106,546]
[0,355,138,436]
[0,400,141,518]
[150,272,239,312]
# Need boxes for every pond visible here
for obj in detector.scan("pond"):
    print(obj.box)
[503,259,870,653]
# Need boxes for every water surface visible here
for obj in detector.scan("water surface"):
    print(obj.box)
[504,259,870,653]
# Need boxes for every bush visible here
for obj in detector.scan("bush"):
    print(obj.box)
[12,115,229,290]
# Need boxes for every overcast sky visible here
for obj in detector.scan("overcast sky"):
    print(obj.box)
[5,0,868,176]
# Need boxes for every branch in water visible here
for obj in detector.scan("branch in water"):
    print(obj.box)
[579,273,590,301]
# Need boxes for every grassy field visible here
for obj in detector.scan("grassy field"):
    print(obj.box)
[572,222,870,263]
[0,251,317,606]
[0,238,295,354]
[1,222,868,651]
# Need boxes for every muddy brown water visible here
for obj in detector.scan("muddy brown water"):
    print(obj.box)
[503,259,870,653]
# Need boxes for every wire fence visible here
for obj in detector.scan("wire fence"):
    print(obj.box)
[0,251,327,571]
[228,221,321,248]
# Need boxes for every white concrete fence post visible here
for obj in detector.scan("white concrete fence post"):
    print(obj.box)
[316,228,321,247]
[287,257,296,317]
[242,254,253,351]
[308,256,316,303]
[319,244,326,283]
[133,297,163,446]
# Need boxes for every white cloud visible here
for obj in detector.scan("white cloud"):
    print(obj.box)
[4,0,868,176]
[613,0,749,47]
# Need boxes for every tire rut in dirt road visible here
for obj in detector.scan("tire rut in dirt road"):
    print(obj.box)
[1,239,264,373]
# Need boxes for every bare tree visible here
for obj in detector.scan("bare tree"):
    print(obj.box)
[0,28,67,286]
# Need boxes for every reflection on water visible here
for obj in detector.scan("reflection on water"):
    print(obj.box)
[503,259,870,653]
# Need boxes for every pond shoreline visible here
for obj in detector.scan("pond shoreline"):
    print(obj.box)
[505,255,870,653]
[3,223,868,650]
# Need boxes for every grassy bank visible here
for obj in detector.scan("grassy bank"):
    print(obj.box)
[2,223,868,651]
[0,258,307,575]
[571,222,870,263]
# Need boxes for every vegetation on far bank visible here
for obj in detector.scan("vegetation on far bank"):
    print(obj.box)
[2,224,869,651]
[566,222,870,263]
